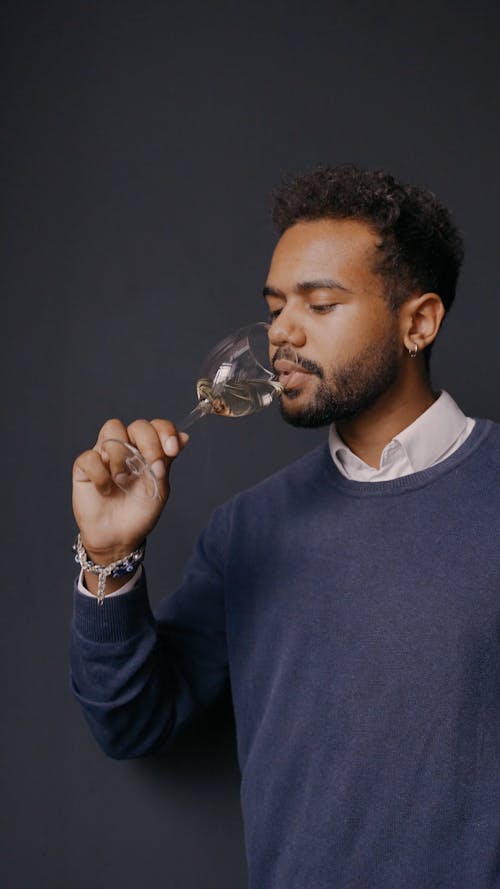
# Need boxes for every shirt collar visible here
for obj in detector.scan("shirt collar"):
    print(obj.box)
[329,391,470,475]
[390,390,469,472]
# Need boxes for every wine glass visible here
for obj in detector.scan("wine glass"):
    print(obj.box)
[102,321,286,499]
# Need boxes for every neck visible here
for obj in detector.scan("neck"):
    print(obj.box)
[336,371,438,469]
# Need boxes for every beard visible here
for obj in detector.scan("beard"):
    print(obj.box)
[276,332,401,429]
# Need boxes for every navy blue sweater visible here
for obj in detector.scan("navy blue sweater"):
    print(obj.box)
[71,418,500,888]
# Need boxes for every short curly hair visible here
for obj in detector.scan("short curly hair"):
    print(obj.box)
[272,165,464,315]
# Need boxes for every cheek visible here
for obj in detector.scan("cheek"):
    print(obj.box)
[343,303,397,348]
[312,309,369,355]
[310,308,398,371]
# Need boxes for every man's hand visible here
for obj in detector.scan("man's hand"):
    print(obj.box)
[72,418,189,569]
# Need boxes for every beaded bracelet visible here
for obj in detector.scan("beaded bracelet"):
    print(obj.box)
[73,533,146,605]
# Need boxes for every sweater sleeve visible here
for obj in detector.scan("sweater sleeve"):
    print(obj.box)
[69,506,230,759]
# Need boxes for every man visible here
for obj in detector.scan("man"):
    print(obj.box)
[71,166,499,888]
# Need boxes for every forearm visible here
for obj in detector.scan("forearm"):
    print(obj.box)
[70,506,231,759]
[70,574,176,758]
[70,419,201,756]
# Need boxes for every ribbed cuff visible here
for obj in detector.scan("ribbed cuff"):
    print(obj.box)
[72,572,154,643]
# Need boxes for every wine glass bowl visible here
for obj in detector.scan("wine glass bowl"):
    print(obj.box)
[178,321,282,428]
[102,321,287,499]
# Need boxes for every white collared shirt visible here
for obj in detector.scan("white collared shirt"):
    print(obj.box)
[329,390,475,482]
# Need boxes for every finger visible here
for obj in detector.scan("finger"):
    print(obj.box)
[95,418,144,485]
[126,419,166,466]
[150,419,190,458]
[123,419,173,492]
[97,418,165,484]
[99,437,158,488]
[95,418,129,452]
[73,450,114,496]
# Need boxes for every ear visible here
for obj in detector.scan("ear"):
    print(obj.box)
[400,292,446,354]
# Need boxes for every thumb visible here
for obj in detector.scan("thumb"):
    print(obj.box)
[74,465,89,482]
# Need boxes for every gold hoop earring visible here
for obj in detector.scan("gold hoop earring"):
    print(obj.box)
[408,344,419,359]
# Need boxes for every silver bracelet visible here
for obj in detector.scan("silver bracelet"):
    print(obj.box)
[73,533,146,605]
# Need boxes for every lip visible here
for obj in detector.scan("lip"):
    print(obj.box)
[274,358,315,391]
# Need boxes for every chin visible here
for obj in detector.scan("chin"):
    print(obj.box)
[279,394,334,429]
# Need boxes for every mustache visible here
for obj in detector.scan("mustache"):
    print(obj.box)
[272,347,324,379]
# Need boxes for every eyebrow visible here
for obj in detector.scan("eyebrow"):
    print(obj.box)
[263,278,351,298]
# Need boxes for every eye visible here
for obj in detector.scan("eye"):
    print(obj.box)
[268,308,283,320]
[310,304,337,313]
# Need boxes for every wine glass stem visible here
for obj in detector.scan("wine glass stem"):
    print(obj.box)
[176,399,211,433]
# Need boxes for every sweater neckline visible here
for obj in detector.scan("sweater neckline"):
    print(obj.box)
[320,418,493,497]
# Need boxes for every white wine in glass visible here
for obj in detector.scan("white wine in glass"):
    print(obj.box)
[103,321,286,499]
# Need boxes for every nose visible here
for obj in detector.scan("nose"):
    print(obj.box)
[268,309,306,350]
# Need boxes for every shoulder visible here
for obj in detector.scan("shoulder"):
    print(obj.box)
[485,417,500,439]
[200,443,332,553]
[478,419,500,472]
[448,418,500,507]
[242,441,329,496]
[472,417,500,458]
[214,442,330,520]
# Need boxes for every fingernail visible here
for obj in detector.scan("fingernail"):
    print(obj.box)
[179,433,190,446]
[162,435,179,457]
[151,458,166,479]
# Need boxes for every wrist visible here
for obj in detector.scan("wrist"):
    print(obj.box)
[82,542,140,566]
[73,534,146,604]
[83,567,140,596]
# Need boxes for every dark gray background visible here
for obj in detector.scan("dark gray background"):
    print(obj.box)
[1,1,499,887]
